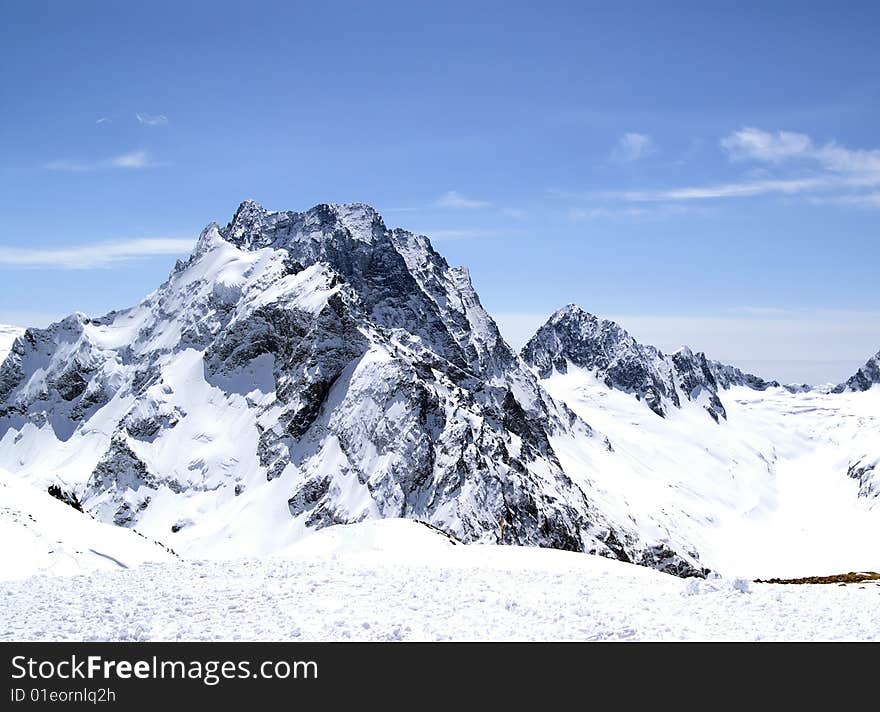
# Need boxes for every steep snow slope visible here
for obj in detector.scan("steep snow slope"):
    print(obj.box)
[537,366,880,578]
[0,201,703,575]
[2,520,877,642]
[0,325,23,363]
[0,468,175,581]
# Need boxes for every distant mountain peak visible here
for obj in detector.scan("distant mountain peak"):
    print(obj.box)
[835,349,880,392]
[522,306,677,417]
[522,304,778,421]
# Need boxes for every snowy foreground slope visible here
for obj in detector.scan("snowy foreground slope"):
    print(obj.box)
[0,468,175,581]
[1,520,877,642]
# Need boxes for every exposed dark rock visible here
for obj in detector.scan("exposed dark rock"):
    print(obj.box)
[835,350,880,393]
[522,305,777,422]
[47,484,84,512]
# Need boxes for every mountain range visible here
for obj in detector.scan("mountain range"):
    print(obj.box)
[1,200,878,579]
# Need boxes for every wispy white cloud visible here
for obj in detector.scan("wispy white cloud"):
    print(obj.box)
[0,237,194,269]
[721,127,812,163]
[603,176,832,202]
[610,132,656,163]
[95,117,111,125]
[565,203,698,221]
[568,206,649,220]
[434,191,491,210]
[45,150,154,172]
[108,150,152,168]
[136,112,169,126]
[418,228,501,241]
[721,127,880,177]
[594,128,880,205]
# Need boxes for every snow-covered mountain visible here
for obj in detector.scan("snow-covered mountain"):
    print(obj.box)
[834,349,880,393]
[521,305,778,421]
[0,201,705,576]
[520,306,880,577]
[2,202,878,581]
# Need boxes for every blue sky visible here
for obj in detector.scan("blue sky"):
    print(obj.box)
[1,1,879,382]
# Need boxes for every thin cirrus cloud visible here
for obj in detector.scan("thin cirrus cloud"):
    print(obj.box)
[387,191,496,215]
[45,150,154,172]
[433,190,492,209]
[136,112,169,126]
[417,228,501,241]
[595,127,880,206]
[610,132,656,163]
[603,176,832,202]
[0,238,195,270]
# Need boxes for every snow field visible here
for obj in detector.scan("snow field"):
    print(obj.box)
[1,520,877,642]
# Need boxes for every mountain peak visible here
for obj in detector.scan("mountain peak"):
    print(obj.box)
[219,199,389,251]
[229,198,268,227]
[522,305,676,416]
[835,348,880,392]
[522,303,778,421]
[551,303,592,321]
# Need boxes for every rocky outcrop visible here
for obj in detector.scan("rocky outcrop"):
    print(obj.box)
[834,350,880,393]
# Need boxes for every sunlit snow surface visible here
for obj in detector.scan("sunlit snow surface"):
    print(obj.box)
[0,469,175,581]
[1,520,877,642]
[541,367,880,578]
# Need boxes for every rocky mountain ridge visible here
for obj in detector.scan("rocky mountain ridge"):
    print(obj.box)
[521,304,779,421]
[0,201,705,577]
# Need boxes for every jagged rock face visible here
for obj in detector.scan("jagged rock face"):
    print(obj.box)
[834,350,880,393]
[522,305,679,417]
[0,201,707,577]
[847,457,879,500]
[710,360,779,392]
[670,347,728,422]
[0,316,116,440]
[521,305,778,421]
